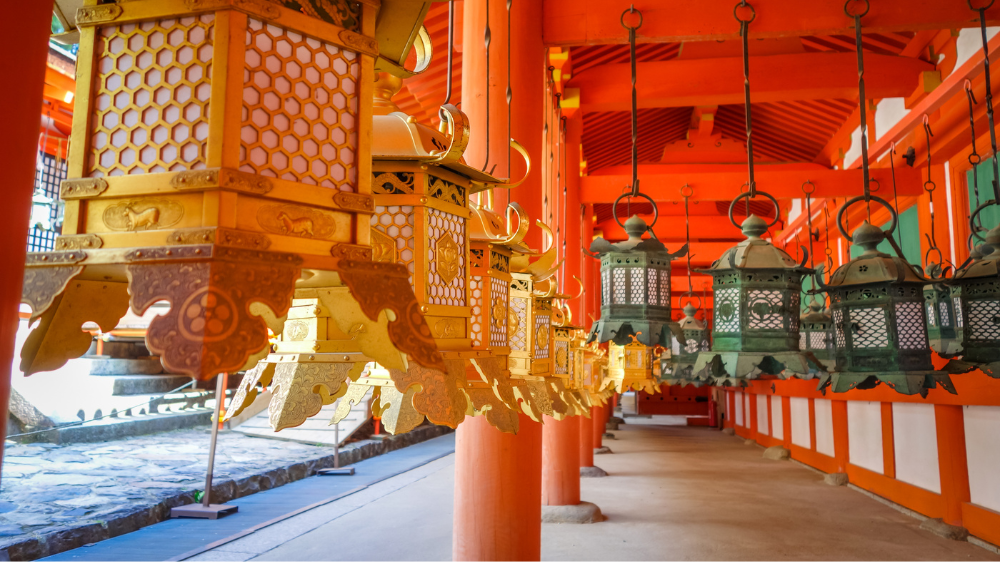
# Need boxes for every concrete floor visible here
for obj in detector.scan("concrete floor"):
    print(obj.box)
[191,423,1000,561]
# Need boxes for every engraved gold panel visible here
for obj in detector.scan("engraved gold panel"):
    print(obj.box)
[371,205,415,282]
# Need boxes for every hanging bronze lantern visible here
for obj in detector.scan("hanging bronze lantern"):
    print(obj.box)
[924,264,962,357]
[815,202,953,396]
[662,303,710,387]
[799,296,836,370]
[945,222,1000,377]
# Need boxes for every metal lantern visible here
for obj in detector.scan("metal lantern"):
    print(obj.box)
[662,303,709,386]
[924,263,962,357]
[799,296,835,370]
[945,223,1000,377]
[693,213,820,386]
[817,218,953,395]
[606,336,659,394]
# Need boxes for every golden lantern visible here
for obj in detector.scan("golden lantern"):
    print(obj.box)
[21,0,455,388]
[605,335,659,394]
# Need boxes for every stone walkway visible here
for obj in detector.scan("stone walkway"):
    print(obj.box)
[0,425,449,560]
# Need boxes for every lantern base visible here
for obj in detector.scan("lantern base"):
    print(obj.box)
[692,351,825,386]
[942,358,1000,378]
[928,338,964,358]
[817,370,956,397]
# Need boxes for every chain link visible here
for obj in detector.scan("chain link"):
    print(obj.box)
[973,4,1000,201]
[736,1,756,199]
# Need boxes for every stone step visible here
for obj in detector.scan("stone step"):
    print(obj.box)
[14,408,216,444]
[72,356,164,376]
[70,389,230,422]
[110,374,192,395]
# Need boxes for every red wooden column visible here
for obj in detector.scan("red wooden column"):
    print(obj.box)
[935,405,971,528]
[455,0,545,559]
[832,400,850,474]
[592,404,604,448]
[563,114,583,320]
[454,415,543,561]
[579,409,595,468]
[542,415,580,506]
[0,0,55,485]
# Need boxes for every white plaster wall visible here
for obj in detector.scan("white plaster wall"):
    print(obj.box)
[847,401,883,474]
[815,399,835,457]
[757,394,769,435]
[734,391,744,427]
[954,27,1000,69]
[965,405,1000,513]
[892,403,941,494]
[744,393,751,429]
[771,395,784,440]
[874,98,907,142]
[790,397,811,449]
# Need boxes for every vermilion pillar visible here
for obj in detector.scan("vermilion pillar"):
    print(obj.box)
[542,415,580,506]
[580,410,595,468]
[592,404,604,448]
[562,115,583,320]
[456,0,545,559]
[454,415,543,560]
[0,1,55,485]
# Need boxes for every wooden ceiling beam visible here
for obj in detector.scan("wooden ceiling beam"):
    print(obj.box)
[543,0,1000,46]
[567,52,932,112]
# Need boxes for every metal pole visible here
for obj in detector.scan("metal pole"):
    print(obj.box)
[334,422,340,469]
[202,373,225,508]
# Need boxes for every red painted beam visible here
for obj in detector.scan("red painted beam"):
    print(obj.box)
[595,220,745,243]
[543,0,1000,47]
[581,165,924,203]
[569,53,933,112]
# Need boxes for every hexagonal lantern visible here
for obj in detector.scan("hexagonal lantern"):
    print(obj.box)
[21,0,397,384]
[587,214,686,392]
[817,222,953,395]
[692,215,822,386]
[945,223,1000,378]
[661,303,710,387]
[799,296,835,370]
[924,263,962,357]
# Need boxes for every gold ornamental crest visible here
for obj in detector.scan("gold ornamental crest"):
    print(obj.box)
[508,309,519,337]
[535,327,549,349]
[436,234,460,284]
[491,299,506,326]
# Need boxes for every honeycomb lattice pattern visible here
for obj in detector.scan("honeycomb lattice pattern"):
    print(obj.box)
[833,309,846,348]
[613,269,627,304]
[372,206,415,284]
[926,302,937,327]
[684,339,699,354]
[968,300,1000,340]
[939,301,952,328]
[534,314,550,359]
[647,269,659,306]
[789,293,800,331]
[851,307,888,348]
[659,269,670,308]
[554,341,568,374]
[799,332,807,350]
[601,269,610,306]
[426,209,466,306]
[747,290,784,330]
[510,296,528,352]
[630,268,645,305]
[895,302,927,350]
[240,18,358,190]
[470,275,483,347]
[714,288,740,333]
[90,16,214,177]
[954,297,964,328]
[809,331,828,350]
[490,277,508,347]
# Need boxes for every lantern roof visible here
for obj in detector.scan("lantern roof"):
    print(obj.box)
[588,215,681,257]
[824,222,928,288]
[954,224,1000,281]
[800,298,830,324]
[702,215,809,273]
[678,304,706,331]
[468,202,537,256]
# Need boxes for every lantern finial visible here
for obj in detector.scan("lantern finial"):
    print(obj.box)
[624,215,648,238]
[853,221,887,254]
[741,215,768,239]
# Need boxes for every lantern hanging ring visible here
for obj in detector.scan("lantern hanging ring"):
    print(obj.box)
[968,0,995,10]
[620,5,643,30]
[970,199,999,242]
[613,191,659,229]
[801,180,816,195]
[836,195,898,241]
[733,1,756,23]
[728,191,780,229]
[680,291,704,311]
[869,178,881,193]
[680,184,694,198]
[844,0,870,17]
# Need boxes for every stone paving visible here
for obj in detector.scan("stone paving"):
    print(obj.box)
[0,425,449,560]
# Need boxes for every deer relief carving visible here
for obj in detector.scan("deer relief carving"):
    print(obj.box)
[126,205,160,231]
[278,212,314,238]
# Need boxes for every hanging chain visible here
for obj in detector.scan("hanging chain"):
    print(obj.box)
[803,181,816,270]
[481,0,492,172]
[736,1,757,198]
[889,142,902,247]
[444,1,454,105]
[682,185,694,296]
[972,1,1000,201]
[966,81,984,235]
[848,0,872,208]
[624,5,642,197]
[922,115,944,267]
[823,207,834,275]
[507,0,512,174]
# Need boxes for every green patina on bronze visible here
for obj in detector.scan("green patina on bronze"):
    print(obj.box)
[945,224,1000,378]
[923,262,962,358]
[799,296,835,369]
[661,303,709,387]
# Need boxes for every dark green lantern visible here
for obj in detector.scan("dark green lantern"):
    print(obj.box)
[799,296,835,370]
[587,214,687,348]
[924,262,962,357]
[692,212,821,386]
[816,218,954,396]
[945,224,1000,377]
[662,303,709,386]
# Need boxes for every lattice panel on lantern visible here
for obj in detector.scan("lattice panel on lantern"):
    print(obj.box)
[534,314,550,359]
[489,276,508,347]
[659,269,670,307]
[851,307,889,348]
[968,300,1000,340]
[510,296,528,352]
[613,269,627,304]
[647,269,658,306]
[470,275,483,347]
[799,332,807,350]
[954,297,964,328]
[372,206,415,283]
[240,18,358,190]
[833,309,846,348]
[895,302,927,350]
[90,16,214,177]
[789,293,800,331]
[426,209,466,306]
[926,302,937,326]
[939,302,951,327]
[747,290,783,330]
[554,341,569,374]
[630,268,645,305]
[601,269,610,306]
[28,153,66,252]
[714,288,740,333]
[685,339,699,354]
[809,332,827,350]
